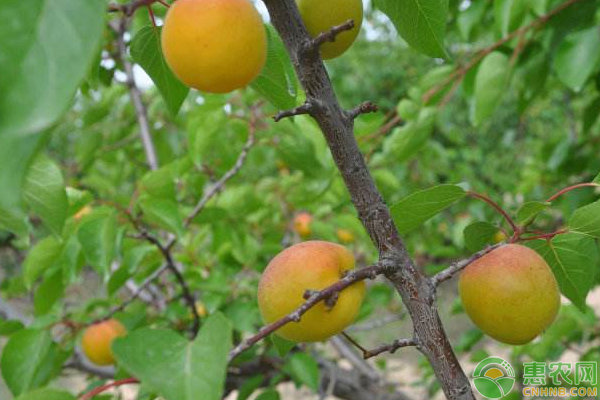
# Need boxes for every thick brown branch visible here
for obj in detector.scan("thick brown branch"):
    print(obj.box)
[262,0,477,398]
[228,264,384,362]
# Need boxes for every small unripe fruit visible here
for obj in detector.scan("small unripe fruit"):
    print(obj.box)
[493,231,507,243]
[336,228,355,244]
[296,0,363,59]
[459,244,560,345]
[73,205,93,221]
[293,212,313,238]
[258,241,365,342]
[81,319,127,366]
[161,0,267,93]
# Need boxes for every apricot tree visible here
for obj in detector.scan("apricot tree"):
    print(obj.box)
[0,0,599,400]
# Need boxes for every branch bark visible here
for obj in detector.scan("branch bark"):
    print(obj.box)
[262,1,475,398]
[113,18,159,171]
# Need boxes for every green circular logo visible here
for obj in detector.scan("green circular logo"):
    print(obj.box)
[472,357,516,399]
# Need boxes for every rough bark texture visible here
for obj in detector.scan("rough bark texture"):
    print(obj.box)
[262,1,475,398]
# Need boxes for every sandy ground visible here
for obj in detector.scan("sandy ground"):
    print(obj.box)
[1,286,599,400]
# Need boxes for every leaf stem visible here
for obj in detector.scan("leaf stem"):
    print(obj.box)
[546,182,600,203]
[79,378,139,400]
[467,191,518,234]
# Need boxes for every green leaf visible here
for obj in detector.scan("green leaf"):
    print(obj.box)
[391,185,466,234]
[23,236,63,289]
[130,26,189,115]
[463,221,499,252]
[375,0,449,58]
[140,167,177,201]
[251,25,297,110]
[237,375,265,400]
[383,109,436,162]
[528,233,599,311]
[457,0,488,40]
[0,0,104,136]
[0,204,29,238]
[139,198,184,237]
[569,200,600,238]
[113,313,232,400]
[0,329,66,396]
[516,201,550,225]
[473,52,510,125]
[271,334,296,357]
[254,390,280,400]
[285,353,320,392]
[16,389,75,400]
[494,0,528,37]
[553,26,600,92]
[23,156,68,236]
[594,173,600,184]
[77,210,117,278]
[0,319,25,336]
[583,96,600,133]
[34,271,65,316]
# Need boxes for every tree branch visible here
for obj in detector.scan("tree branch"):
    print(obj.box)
[432,244,503,286]
[228,264,384,362]
[310,20,356,51]
[422,0,587,105]
[364,338,417,359]
[262,1,477,398]
[347,101,379,120]
[108,0,158,16]
[112,19,159,171]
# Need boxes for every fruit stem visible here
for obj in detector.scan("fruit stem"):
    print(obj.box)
[546,182,600,203]
[79,378,139,400]
[467,191,519,234]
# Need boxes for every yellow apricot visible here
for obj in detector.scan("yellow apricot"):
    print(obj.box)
[81,319,127,366]
[336,228,355,244]
[258,241,365,342]
[459,244,560,345]
[161,0,267,93]
[296,0,363,59]
[293,212,313,238]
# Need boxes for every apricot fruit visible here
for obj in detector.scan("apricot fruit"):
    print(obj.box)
[293,212,313,238]
[161,0,267,93]
[336,228,355,244]
[296,0,363,59]
[258,241,365,342]
[459,244,560,345]
[81,319,127,366]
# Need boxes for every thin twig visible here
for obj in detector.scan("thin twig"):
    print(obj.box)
[518,229,568,242]
[112,19,159,170]
[273,101,316,122]
[228,264,384,362]
[180,122,257,229]
[347,101,379,119]
[108,0,157,16]
[422,0,586,105]
[431,243,503,286]
[79,378,139,400]
[140,232,200,337]
[364,338,417,359]
[310,20,356,50]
